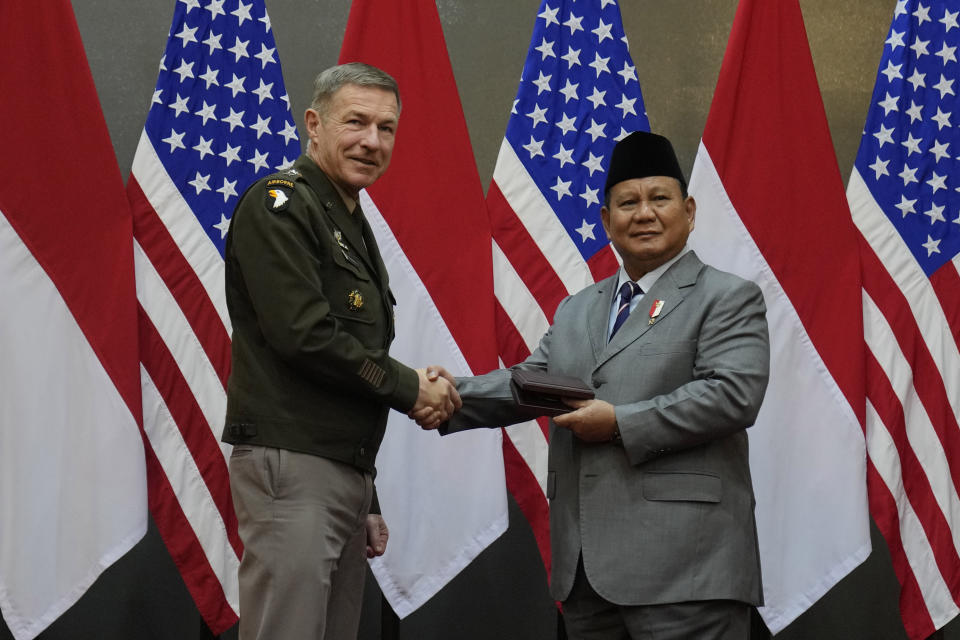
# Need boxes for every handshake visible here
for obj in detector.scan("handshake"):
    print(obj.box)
[409,366,460,430]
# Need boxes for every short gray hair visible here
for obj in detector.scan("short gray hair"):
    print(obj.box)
[309,62,401,116]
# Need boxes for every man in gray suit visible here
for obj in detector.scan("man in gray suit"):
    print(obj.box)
[417,131,769,639]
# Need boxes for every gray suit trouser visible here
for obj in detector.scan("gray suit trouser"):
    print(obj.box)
[230,445,373,640]
[563,555,751,640]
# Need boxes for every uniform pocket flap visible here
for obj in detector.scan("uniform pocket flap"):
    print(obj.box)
[330,311,375,325]
[642,471,721,502]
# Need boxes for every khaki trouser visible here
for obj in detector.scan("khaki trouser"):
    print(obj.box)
[230,445,373,640]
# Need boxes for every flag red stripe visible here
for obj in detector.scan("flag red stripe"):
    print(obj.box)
[865,352,960,592]
[502,435,551,575]
[586,245,618,283]
[494,302,550,443]
[866,460,937,640]
[128,177,231,388]
[494,298,533,367]
[138,307,242,556]
[495,299,552,575]
[861,245,960,495]
[494,283,552,575]
[488,181,568,321]
[143,437,237,634]
[929,262,960,350]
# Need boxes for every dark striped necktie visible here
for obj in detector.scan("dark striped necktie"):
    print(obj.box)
[609,281,641,341]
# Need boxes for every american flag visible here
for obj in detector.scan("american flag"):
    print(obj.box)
[487,0,648,570]
[848,0,960,637]
[125,0,299,632]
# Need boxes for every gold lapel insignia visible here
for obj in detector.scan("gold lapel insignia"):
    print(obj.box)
[347,289,364,311]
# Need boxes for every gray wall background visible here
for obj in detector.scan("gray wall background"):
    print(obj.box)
[81,0,891,188]
[4,0,946,638]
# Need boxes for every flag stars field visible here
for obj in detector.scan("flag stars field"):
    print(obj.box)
[504,0,648,260]
[196,101,218,125]
[231,1,253,26]
[203,31,222,54]
[213,213,231,238]
[575,219,596,242]
[857,0,960,274]
[142,0,300,255]
[193,136,214,159]
[199,65,219,88]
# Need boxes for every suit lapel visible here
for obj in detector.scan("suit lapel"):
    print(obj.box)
[588,275,619,363]
[596,252,703,369]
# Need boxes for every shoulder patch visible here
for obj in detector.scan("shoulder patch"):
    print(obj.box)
[265,182,292,212]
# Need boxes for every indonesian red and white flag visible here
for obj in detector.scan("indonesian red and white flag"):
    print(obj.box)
[847,0,960,636]
[0,2,148,639]
[339,0,508,617]
[687,0,871,632]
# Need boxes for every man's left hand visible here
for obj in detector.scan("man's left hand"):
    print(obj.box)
[365,514,389,558]
[553,398,618,442]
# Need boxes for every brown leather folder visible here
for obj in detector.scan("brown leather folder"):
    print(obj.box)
[510,369,595,417]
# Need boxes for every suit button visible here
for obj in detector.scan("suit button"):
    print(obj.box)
[359,447,366,457]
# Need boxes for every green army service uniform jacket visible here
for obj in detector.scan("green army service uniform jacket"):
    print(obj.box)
[222,155,419,476]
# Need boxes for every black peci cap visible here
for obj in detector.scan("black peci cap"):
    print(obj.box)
[604,131,686,195]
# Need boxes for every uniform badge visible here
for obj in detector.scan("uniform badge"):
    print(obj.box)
[269,189,288,209]
[648,299,664,325]
[285,168,300,177]
[347,289,364,311]
[265,179,295,212]
[334,229,349,251]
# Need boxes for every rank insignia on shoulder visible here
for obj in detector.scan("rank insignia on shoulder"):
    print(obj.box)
[347,289,364,311]
[285,168,300,177]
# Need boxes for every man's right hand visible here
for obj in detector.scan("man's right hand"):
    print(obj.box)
[410,367,461,429]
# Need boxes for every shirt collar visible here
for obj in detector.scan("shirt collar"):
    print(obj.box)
[330,181,358,214]
[615,245,690,292]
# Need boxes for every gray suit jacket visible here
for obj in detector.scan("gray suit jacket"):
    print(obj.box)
[445,251,769,606]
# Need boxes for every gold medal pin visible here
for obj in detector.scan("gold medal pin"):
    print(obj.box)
[347,289,364,312]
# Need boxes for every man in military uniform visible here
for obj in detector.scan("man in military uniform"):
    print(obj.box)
[222,62,459,640]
